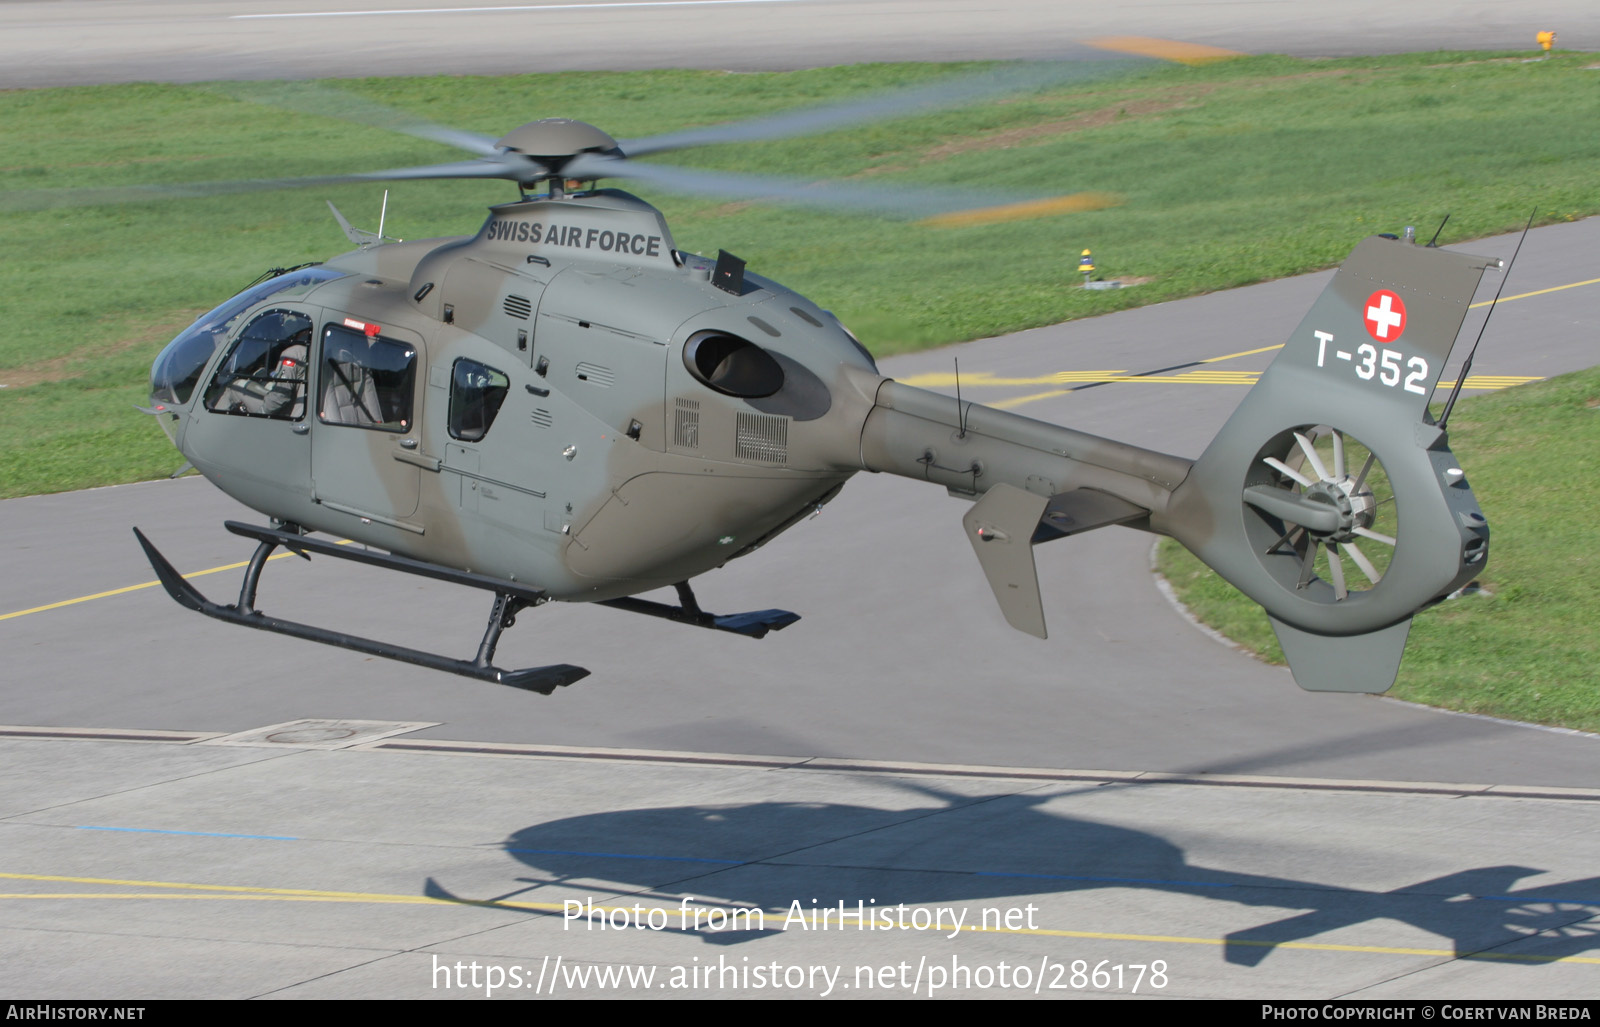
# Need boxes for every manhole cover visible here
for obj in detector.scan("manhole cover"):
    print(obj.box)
[267,726,359,744]
[199,719,439,750]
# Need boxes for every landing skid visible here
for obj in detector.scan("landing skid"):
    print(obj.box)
[133,521,586,694]
[133,521,801,691]
[600,582,801,638]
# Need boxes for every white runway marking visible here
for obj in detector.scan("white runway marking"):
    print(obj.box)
[233,0,813,19]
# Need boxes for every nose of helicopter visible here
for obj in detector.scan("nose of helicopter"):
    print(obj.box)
[495,118,620,157]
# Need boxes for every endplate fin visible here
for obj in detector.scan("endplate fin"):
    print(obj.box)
[963,483,1050,639]
[1267,614,1413,693]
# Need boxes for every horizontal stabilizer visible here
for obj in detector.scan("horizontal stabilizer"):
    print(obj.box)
[1034,487,1148,543]
[1268,614,1412,693]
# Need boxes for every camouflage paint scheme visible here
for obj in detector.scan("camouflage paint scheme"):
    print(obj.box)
[151,186,1494,694]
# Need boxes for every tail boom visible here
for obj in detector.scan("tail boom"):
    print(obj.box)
[838,237,1495,693]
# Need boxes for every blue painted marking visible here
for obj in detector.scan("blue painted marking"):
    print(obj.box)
[975,870,1235,889]
[503,847,741,864]
[77,826,298,841]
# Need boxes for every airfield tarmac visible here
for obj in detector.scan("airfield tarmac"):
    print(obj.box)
[2,729,1598,999]
[3,220,1598,998]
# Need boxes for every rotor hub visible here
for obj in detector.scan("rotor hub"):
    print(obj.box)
[1244,427,1399,603]
[1301,479,1373,543]
[495,119,621,164]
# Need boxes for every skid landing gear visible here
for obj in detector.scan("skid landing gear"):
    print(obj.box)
[133,521,587,694]
[133,521,802,691]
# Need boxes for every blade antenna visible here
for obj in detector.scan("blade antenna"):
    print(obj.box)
[1437,207,1534,431]
[1426,213,1450,248]
[954,357,967,439]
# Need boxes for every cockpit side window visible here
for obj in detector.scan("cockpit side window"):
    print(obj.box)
[318,324,416,432]
[448,359,510,442]
[202,308,314,420]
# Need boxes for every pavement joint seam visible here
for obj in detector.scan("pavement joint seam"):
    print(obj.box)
[6,727,1600,802]
[0,746,302,822]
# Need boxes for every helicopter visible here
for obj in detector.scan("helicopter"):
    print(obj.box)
[129,82,1496,699]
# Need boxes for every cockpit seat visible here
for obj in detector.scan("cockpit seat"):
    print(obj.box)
[320,347,384,425]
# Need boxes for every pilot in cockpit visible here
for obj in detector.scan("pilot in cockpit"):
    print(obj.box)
[260,337,309,419]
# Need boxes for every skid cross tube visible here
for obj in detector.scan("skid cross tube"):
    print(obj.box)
[132,524,586,694]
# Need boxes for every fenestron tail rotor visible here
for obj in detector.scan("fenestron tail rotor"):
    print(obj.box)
[1248,427,1397,603]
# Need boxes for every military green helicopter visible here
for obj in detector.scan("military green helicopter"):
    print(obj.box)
[131,84,1495,698]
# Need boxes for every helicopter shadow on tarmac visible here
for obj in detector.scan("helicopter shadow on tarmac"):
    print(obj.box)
[424,781,1600,968]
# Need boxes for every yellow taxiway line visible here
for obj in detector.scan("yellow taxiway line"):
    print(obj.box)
[1,872,1593,965]
[1470,275,1600,308]
[0,553,298,622]
[905,367,1538,399]
[904,270,1591,409]
[0,540,353,623]
[986,375,1538,411]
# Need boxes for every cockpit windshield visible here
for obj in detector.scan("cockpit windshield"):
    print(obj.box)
[150,266,347,406]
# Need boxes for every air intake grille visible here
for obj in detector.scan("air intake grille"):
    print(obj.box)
[735,412,788,464]
[503,294,532,320]
[575,362,614,387]
[674,398,700,449]
[530,408,553,428]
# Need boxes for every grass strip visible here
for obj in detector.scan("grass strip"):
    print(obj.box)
[4,51,1600,498]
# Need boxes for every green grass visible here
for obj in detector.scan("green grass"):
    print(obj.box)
[1157,367,1600,732]
[5,52,1600,497]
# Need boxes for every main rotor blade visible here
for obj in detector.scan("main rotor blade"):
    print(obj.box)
[1,159,531,211]
[565,153,1114,221]
[356,157,547,183]
[618,57,1146,159]
[211,82,504,157]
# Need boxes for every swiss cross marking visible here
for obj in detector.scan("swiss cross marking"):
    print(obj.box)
[1363,289,1407,341]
